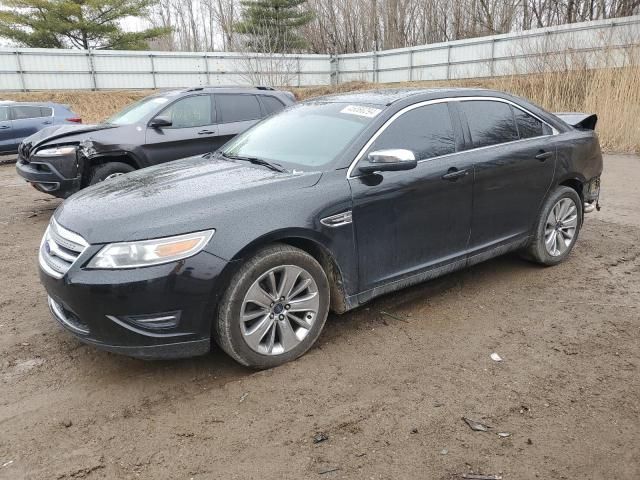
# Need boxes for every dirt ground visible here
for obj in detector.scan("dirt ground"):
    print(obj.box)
[0,154,638,480]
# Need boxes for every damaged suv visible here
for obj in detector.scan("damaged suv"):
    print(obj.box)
[16,86,295,198]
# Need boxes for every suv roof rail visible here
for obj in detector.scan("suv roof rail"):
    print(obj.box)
[184,85,277,92]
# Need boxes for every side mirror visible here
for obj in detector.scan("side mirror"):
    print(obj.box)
[149,116,172,128]
[358,149,417,174]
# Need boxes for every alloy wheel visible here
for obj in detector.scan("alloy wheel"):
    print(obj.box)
[104,172,125,181]
[240,265,320,355]
[544,197,578,256]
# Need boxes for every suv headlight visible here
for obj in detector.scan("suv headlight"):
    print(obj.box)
[87,230,215,269]
[35,146,77,156]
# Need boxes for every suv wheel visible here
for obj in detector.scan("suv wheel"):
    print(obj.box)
[524,186,583,266]
[88,162,135,185]
[214,244,330,369]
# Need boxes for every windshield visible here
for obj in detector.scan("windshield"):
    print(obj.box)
[104,96,171,125]
[221,102,382,169]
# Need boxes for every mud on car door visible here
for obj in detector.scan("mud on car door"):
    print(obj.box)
[349,102,473,293]
[455,100,557,253]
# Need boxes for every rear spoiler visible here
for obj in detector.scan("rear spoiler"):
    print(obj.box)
[554,112,598,130]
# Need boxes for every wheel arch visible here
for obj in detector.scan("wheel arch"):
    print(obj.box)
[88,151,142,169]
[80,151,141,186]
[229,229,350,314]
[558,176,585,201]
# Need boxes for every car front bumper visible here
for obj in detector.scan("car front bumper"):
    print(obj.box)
[16,152,81,198]
[40,250,232,359]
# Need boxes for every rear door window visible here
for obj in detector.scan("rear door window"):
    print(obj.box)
[11,105,48,120]
[158,95,213,128]
[512,106,552,138]
[369,103,456,160]
[0,107,8,122]
[460,100,519,148]
[217,94,262,123]
[260,96,286,115]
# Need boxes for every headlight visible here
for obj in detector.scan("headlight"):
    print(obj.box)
[35,146,77,157]
[87,230,215,269]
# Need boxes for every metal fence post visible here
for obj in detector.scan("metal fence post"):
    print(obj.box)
[204,54,211,85]
[297,56,301,87]
[330,55,338,86]
[14,51,26,92]
[409,49,414,81]
[149,54,157,89]
[490,39,496,76]
[446,45,451,80]
[372,51,378,83]
[87,50,97,90]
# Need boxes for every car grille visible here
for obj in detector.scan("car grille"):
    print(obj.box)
[39,219,88,278]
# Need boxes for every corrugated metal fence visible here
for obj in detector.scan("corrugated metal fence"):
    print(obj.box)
[0,15,638,91]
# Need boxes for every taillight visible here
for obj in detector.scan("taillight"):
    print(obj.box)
[66,117,82,123]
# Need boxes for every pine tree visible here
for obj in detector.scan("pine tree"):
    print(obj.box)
[234,0,314,53]
[0,0,171,50]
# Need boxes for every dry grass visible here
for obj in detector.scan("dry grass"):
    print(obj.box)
[2,66,638,152]
[0,90,150,124]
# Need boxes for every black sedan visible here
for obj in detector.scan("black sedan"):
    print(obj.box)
[16,86,295,198]
[39,88,602,368]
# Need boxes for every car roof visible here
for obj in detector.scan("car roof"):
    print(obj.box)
[0,100,63,107]
[312,87,506,106]
[159,86,286,96]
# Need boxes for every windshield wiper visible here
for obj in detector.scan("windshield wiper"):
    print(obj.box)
[221,152,287,173]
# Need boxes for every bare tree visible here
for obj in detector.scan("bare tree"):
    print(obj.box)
[149,0,640,53]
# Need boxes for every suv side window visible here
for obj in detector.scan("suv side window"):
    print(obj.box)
[260,96,286,115]
[460,100,519,148]
[0,107,8,122]
[158,95,213,128]
[369,103,456,160]
[11,105,49,120]
[217,94,262,123]
[512,106,552,138]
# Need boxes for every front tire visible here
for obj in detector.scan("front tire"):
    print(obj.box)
[214,244,330,369]
[524,186,583,266]
[87,162,135,185]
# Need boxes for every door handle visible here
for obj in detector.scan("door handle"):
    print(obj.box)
[442,168,469,181]
[43,120,52,125]
[0,125,9,130]
[535,151,553,161]
[198,130,215,135]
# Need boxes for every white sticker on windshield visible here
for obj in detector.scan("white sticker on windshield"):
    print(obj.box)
[340,105,382,118]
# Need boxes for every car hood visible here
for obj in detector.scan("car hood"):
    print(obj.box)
[54,155,322,244]
[22,123,122,152]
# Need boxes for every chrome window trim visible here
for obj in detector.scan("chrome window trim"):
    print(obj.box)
[346,96,559,179]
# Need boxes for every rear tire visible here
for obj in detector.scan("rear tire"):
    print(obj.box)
[214,244,330,369]
[87,162,135,185]
[523,186,583,266]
